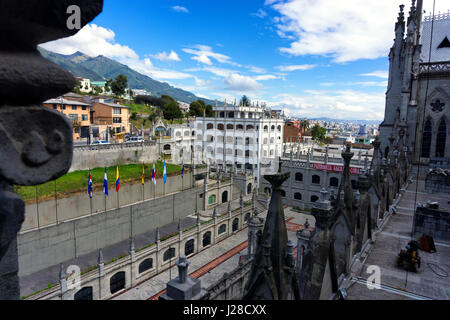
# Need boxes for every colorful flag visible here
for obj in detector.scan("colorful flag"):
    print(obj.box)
[115,166,120,192]
[163,160,167,184]
[103,168,108,196]
[152,162,156,185]
[87,169,93,199]
[142,163,145,185]
[181,158,184,178]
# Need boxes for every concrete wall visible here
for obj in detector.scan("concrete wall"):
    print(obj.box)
[414,206,450,241]
[21,172,194,232]
[70,143,158,172]
[18,185,203,277]
[26,207,252,300]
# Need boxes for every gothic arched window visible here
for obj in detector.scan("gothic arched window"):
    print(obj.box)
[436,119,447,158]
[421,119,432,158]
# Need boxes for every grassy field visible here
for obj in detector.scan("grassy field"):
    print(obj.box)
[123,103,154,115]
[15,161,182,203]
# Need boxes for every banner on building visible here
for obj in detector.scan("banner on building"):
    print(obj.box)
[312,163,361,175]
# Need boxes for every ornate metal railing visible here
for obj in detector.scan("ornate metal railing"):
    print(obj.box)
[419,61,450,74]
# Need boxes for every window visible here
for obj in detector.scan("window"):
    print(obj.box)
[113,108,122,115]
[69,114,78,121]
[110,272,126,294]
[74,287,93,300]
[163,248,175,261]
[82,114,88,121]
[82,106,87,111]
[113,117,122,124]
[218,124,224,130]
[271,125,275,131]
[244,213,250,222]
[60,104,66,110]
[421,119,433,158]
[72,106,77,110]
[436,119,447,157]
[218,224,226,234]
[185,239,195,256]
[312,175,320,184]
[264,125,268,132]
[207,123,214,130]
[228,112,235,118]
[208,194,216,205]
[247,183,252,194]
[277,125,281,131]
[280,190,286,197]
[351,180,358,189]
[294,193,302,200]
[232,218,239,232]
[237,124,244,130]
[295,172,303,182]
[246,125,254,130]
[311,195,319,203]
[227,124,234,130]
[52,104,57,109]
[203,231,211,247]
[330,177,339,187]
[164,144,171,151]
[222,191,228,203]
[138,258,153,273]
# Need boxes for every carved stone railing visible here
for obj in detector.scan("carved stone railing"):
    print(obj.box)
[0,0,103,300]
[419,61,450,74]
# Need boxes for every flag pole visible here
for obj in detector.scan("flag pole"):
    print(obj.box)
[142,163,145,202]
[104,167,107,212]
[55,179,58,224]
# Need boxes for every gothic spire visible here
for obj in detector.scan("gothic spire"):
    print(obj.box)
[243,166,299,300]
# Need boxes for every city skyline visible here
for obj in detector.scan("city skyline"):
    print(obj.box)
[41,0,448,121]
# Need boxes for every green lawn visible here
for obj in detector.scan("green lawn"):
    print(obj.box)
[123,103,154,115]
[15,161,182,202]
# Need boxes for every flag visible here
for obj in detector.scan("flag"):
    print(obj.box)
[115,166,120,192]
[152,162,156,185]
[142,163,145,185]
[103,168,108,196]
[163,160,167,184]
[181,158,184,178]
[87,169,93,199]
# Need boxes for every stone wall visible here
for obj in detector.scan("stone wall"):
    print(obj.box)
[18,185,203,277]
[70,142,159,172]
[25,206,253,300]
[21,172,194,232]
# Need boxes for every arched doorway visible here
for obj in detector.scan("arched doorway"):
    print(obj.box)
[203,231,211,247]
[247,183,252,195]
[185,239,195,256]
[232,218,239,232]
[138,258,153,274]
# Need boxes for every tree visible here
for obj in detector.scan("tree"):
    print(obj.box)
[91,86,102,96]
[205,104,214,117]
[240,95,250,106]
[73,80,82,94]
[300,120,310,132]
[162,101,183,122]
[189,100,206,117]
[130,112,138,121]
[148,113,157,123]
[311,124,327,142]
[110,74,128,97]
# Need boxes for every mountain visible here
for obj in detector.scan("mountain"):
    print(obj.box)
[38,47,213,105]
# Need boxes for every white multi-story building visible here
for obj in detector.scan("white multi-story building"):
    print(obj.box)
[194,102,284,187]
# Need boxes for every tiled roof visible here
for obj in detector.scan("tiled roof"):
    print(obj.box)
[43,98,90,106]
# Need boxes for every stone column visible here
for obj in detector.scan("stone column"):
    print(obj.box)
[129,238,136,287]
[98,249,106,300]
[0,0,103,300]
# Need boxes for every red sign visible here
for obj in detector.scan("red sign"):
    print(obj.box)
[312,163,361,175]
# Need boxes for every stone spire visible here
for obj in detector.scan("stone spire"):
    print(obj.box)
[243,162,299,300]
[337,144,356,232]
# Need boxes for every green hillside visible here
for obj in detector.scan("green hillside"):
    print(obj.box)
[38,47,213,104]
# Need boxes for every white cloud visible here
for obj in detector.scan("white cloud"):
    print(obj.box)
[247,65,267,74]
[225,74,263,92]
[151,50,181,62]
[275,64,317,72]
[172,6,189,13]
[267,0,447,63]
[267,89,385,120]
[41,24,138,60]
[41,24,193,81]
[251,9,268,18]
[360,70,389,79]
[253,74,279,81]
[182,45,240,66]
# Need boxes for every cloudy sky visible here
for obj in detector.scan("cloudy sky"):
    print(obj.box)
[41,0,448,120]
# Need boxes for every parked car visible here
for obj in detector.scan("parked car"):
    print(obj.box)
[91,140,110,145]
[126,136,145,143]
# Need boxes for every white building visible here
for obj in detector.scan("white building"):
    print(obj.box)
[194,102,284,187]
[79,78,92,93]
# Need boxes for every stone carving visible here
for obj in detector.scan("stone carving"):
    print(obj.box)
[0,0,103,300]
[430,99,445,113]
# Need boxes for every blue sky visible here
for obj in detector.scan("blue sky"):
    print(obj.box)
[42,0,447,120]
